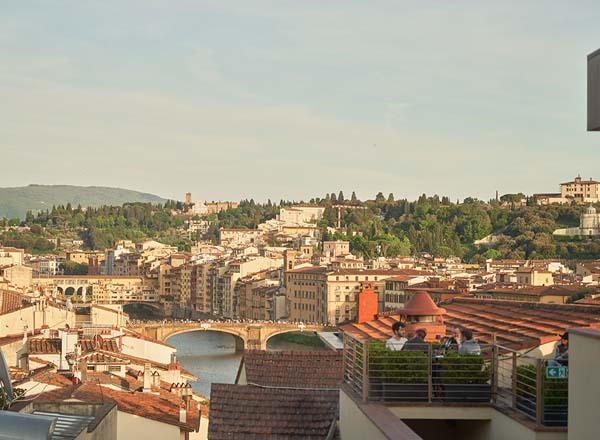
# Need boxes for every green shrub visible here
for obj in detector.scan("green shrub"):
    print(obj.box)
[368,341,428,384]
[437,352,490,384]
[516,364,568,407]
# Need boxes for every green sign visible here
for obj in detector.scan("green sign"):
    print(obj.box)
[546,366,568,379]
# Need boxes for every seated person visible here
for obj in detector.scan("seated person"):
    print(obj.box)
[547,333,569,367]
[403,329,429,352]
[440,325,462,353]
[457,328,481,355]
[386,321,408,351]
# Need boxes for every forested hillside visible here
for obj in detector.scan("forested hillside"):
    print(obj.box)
[0,184,167,219]
[1,191,597,261]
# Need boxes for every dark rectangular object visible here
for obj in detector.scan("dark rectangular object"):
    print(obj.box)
[588,48,600,131]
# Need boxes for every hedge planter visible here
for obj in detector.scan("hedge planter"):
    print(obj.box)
[516,365,568,427]
[367,341,429,402]
[439,384,492,403]
[516,395,567,426]
[434,352,491,403]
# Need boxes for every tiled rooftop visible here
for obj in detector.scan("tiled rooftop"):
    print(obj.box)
[242,350,343,388]
[576,297,600,305]
[341,297,600,350]
[79,338,120,353]
[79,351,130,365]
[27,338,61,354]
[36,383,200,432]
[477,284,590,297]
[209,384,337,439]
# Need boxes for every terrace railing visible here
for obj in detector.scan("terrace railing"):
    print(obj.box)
[342,337,568,427]
[496,345,568,427]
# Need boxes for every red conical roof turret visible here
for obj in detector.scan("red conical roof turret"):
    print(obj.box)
[400,291,446,316]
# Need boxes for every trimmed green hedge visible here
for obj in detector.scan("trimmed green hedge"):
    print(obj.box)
[516,364,568,407]
[368,341,428,384]
[437,352,490,385]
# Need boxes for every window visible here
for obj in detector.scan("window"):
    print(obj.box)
[87,365,96,372]
[108,365,121,372]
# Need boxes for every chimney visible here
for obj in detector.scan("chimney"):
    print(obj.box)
[80,359,88,384]
[167,354,181,383]
[179,404,187,424]
[182,384,193,409]
[143,363,152,393]
[356,282,378,324]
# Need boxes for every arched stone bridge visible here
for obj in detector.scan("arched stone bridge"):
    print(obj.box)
[129,322,336,350]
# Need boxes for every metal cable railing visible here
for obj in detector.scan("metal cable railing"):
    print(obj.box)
[342,337,568,427]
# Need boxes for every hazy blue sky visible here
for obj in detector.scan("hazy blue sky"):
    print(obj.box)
[1,1,599,202]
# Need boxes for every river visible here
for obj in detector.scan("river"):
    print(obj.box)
[166,331,328,398]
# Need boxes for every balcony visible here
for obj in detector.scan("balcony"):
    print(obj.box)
[343,337,568,427]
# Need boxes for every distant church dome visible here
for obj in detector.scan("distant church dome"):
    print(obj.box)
[581,205,600,231]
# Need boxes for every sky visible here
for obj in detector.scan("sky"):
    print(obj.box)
[1,1,600,203]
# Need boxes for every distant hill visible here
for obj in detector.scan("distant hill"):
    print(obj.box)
[0,185,168,219]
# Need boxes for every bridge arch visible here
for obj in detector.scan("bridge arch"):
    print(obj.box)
[164,327,246,352]
[264,327,317,346]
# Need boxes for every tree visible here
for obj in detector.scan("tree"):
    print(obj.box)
[375,192,385,203]
[351,191,358,205]
[338,191,345,204]
[387,193,395,203]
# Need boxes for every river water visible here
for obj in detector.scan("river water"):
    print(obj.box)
[166,331,327,398]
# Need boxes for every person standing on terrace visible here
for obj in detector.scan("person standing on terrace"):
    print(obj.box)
[457,328,481,355]
[386,321,408,351]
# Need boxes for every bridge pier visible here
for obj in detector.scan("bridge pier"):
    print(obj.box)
[235,337,245,352]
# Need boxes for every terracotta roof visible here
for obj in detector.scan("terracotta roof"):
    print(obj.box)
[384,275,427,282]
[400,291,446,316]
[575,297,600,306]
[85,372,143,391]
[286,266,330,274]
[30,370,73,387]
[35,383,200,431]
[341,298,600,350]
[79,351,130,365]
[79,338,120,353]
[27,338,61,354]
[27,356,53,367]
[209,384,337,439]
[477,285,588,297]
[332,268,413,276]
[242,350,343,388]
